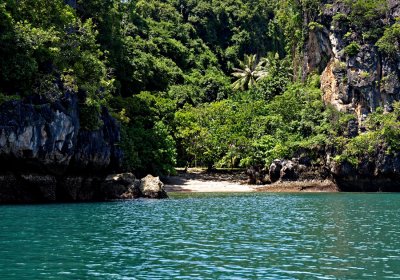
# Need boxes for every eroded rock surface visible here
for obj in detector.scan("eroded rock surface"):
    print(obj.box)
[0,94,123,203]
[140,175,168,199]
[101,173,142,200]
[306,1,400,127]
[300,1,400,191]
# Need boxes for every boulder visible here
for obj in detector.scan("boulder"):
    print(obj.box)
[101,173,141,200]
[269,160,283,183]
[246,166,267,184]
[280,160,298,181]
[140,175,168,199]
[268,159,321,182]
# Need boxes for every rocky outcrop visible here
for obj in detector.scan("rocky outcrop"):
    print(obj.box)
[299,1,400,191]
[101,173,168,199]
[0,93,121,175]
[266,151,400,192]
[101,173,142,200]
[0,93,126,203]
[331,152,400,192]
[303,26,333,79]
[0,93,170,202]
[304,1,400,127]
[267,158,330,184]
[140,175,168,199]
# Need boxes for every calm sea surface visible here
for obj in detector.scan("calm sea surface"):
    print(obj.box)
[1,193,400,279]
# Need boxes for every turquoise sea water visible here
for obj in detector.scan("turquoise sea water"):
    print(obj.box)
[1,193,400,279]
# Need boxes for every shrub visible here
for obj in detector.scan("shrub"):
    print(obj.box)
[344,42,361,56]
[332,13,348,23]
[335,103,400,166]
[376,23,400,56]
[360,71,370,79]
[120,122,177,175]
[79,104,103,131]
[308,22,324,31]
[0,93,21,105]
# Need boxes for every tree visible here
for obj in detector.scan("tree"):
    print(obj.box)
[231,54,268,90]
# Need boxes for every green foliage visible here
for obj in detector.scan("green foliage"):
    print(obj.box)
[249,53,292,101]
[344,0,388,30]
[332,13,348,24]
[344,42,361,56]
[169,68,231,105]
[121,121,177,175]
[231,54,268,91]
[110,93,177,174]
[308,22,324,31]
[2,0,399,175]
[359,71,370,79]
[0,1,112,103]
[335,103,400,166]
[0,93,21,105]
[376,23,400,56]
[175,76,331,169]
[79,104,103,131]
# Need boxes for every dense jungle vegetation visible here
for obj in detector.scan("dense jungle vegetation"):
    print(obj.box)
[0,0,399,175]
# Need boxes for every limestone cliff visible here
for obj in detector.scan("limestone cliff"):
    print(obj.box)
[305,1,400,124]
[302,0,400,190]
[0,93,123,203]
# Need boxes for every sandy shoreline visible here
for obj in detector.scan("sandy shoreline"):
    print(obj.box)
[163,170,253,192]
[255,180,339,192]
[163,170,338,193]
[165,178,257,192]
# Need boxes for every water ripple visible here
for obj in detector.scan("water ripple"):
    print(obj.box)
[1,193,400,279]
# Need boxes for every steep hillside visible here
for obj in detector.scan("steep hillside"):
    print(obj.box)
[1,0,400,198]
[299,0,400,190]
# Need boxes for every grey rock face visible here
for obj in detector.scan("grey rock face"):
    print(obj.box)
[0,94,122,203]
[140,175,168,199]
[300,2,400,190]
[330,151,400,191]
[269,160,283,183]
[280,160,298,181]
[0,94,121,175]
[101,173,142,200]
[0,101,77,174]
[304,2,400,126]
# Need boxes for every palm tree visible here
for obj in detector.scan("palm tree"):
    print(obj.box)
[231,54,268,91]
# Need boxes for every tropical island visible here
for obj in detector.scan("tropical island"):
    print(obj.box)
[0,0,399,202]
[3,1,400,279]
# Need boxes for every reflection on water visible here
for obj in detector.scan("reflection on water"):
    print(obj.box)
[1,193,400,279]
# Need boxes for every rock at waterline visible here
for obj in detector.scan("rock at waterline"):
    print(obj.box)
[140,175,168,199]
[269,160,282,183]
[101,173,142,200]
[102,173,168,200]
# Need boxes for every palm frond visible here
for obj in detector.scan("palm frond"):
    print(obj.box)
[231,53,271,90]
[232,72,247,78]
